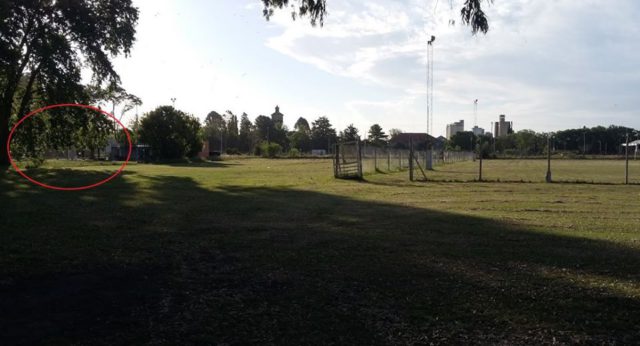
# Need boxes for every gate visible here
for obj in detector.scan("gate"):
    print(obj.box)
[334,140,363,179]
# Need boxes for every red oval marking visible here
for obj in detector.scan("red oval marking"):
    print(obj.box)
[6,103,132,191]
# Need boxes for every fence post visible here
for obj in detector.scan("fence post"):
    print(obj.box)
[546,135,552,183]
[478,139,483,182]
[357,140,363,179]
[334,143,339,178]
[409,138,414,181]
[374,148,378,171]
[625,133,629,185]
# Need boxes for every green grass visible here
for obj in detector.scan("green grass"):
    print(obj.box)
[364,157,640,184]
[1,158,640,344]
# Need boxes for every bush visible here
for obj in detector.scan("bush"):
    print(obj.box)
[256,142,282,158]
[225,147,240,155]
[24,156,45,169]
[288,148,301,158]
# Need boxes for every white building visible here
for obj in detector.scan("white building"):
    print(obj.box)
[446,120,464,139]
[472,126,485,136]
[494,114,513,138]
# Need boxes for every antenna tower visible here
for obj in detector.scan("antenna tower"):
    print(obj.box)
[474,99,478,127]
[427,36,436,135]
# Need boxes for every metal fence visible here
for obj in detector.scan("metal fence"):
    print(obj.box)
[360,146,475,176]
[336,141,639,184]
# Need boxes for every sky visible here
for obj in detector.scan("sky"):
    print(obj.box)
[112,0,640,137]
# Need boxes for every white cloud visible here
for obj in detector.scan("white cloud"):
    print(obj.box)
[263,0,640,135]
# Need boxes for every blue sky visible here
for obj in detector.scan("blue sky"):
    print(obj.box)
[113,0,640,137]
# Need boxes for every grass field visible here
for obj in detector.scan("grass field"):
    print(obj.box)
[362,157,640,184]
[2,158,640,344]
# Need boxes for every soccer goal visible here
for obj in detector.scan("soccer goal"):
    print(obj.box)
[333,140,363,179]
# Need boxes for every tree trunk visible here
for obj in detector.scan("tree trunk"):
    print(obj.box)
[0,110,10,167]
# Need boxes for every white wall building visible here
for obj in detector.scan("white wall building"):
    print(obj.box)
[472,126,485,136]
[446,120,464,139]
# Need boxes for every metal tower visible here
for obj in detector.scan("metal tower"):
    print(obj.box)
[474,99,478,127]
[427,35,435,136]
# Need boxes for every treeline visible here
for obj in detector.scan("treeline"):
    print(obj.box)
[448,125,640,157]
[199,111,390,157]
[199,111,338,157]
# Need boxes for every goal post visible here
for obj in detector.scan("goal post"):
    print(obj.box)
[333,140,363,179]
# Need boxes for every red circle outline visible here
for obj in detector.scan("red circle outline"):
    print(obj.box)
[6,103,132,191]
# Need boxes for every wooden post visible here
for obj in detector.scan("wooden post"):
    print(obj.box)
[409,137,414,181]
[358,140,363,179]
[546,135,552,183]
[625,133,629,185]
[334,143,339,178]
[374,148,377,171]
[387,150,390,171]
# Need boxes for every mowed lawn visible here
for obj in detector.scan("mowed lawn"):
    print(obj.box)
[1,158,640,344]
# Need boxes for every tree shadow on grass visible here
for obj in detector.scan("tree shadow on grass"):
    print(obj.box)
[1,170,640,344]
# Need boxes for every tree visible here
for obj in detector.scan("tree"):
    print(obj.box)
[294,117,311,133]
[254,115,274,142]
[262,0,492,34]
[1,0,139,166]
[88,82,142,122]
[262,0,327,26]
[389,128,403,140]
[238,113,254,153]
[138,106,202,160]
[225,111,239,151]
[289,129,312,153]
[368,124,388,147]
[449,131,476,151]
[203,111,225,151]
[310,116,337,151]
[340,124,360,142]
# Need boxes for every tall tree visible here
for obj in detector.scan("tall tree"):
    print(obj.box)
[0,0,139,166]
[262,0,492,34]
[138,106,202,160]
[368,124,388,147]
[449,131,477,151]
[238,113,254,153]
[310,116,337,151]
[262,0,327,26]
[254,115,274,142]
[294,117,311,133]
[340,124,360,142]
[289,117,312,152]
[203,111,225,151]
[225,110,239,150]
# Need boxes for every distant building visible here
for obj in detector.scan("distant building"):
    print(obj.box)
[446,120,464,139]
[271,105,284,128]
[494,114,513,138]
[472,126,485,136]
